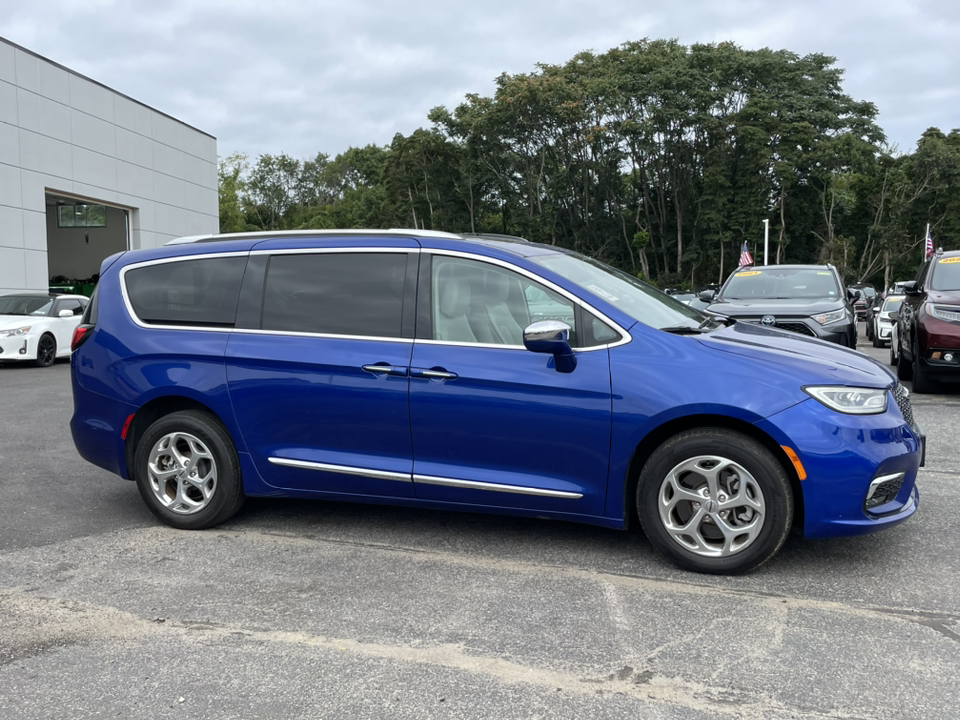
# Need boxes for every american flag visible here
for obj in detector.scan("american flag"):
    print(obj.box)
[738,242,754,267]
[924,224,934,259]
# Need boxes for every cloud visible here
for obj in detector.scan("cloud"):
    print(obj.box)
[2,0,958,160]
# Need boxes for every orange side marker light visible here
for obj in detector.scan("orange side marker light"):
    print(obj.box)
[781,446,807,480]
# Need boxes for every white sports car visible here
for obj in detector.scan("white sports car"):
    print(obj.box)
[0,293,89,367]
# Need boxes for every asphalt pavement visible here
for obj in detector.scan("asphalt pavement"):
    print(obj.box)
[0,332,958,719]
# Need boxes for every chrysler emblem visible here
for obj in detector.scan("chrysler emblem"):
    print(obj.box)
[761,315,776,326]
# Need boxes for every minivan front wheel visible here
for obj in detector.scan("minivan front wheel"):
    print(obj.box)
[638,429,793,574]
[134,411,244,530]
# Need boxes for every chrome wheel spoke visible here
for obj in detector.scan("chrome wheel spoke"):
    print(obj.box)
[657,454,767,559]
[145,430,218,515]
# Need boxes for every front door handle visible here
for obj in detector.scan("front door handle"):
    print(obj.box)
[362,364,408,377]
[411,367,458,380]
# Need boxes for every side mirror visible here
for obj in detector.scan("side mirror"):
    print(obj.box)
[523,321,577,373]
[888,311,899,321]
[698,289,715,302]
[847,288,861,301]
[58,309,74,318]
[902,281,920,296]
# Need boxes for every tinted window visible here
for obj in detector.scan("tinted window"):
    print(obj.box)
[82,286,99,325]
[0,295,53,315]
[262,253,407,337]
[126,257,246,326]
[56,298,84,316]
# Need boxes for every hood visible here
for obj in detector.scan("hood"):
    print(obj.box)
[698,322,895,387]
[706,297,843,318]
[0,314,37,330]
[927,290,960,306]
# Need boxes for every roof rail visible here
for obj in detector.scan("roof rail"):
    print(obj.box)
[165,228,465,246]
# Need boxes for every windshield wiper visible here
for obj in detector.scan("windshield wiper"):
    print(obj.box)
[659,325,708,334]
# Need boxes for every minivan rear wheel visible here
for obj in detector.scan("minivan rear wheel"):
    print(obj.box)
[134,410,245,530]
[637,429,793,575]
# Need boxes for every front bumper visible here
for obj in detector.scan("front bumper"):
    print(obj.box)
[0,334,37,361]
[758,392,922,539]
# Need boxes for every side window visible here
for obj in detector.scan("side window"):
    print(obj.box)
[56,298,84,316]
[126,257,246,327]
[262,253,407,338]
[431,256,576,346]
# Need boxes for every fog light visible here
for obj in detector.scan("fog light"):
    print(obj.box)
[946,353,955,362]
[865,472,906,511]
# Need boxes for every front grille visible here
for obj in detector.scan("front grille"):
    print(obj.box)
[774,322,816,337]
[893,383,919,434]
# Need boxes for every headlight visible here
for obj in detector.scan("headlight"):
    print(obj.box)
[804,386,888,414]
[930,304,960,323]
[812,309,847,326]
[1,326,31,337]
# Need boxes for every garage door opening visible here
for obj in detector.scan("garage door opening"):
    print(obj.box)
[45,193,130,296]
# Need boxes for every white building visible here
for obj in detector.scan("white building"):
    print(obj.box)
[0,36,219,294]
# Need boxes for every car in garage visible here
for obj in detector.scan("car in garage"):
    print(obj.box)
[0,293,89,367]
[895,249,960,392]
[70,230,922,575]
[700,265,858,347]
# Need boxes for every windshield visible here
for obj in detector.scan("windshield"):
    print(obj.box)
[530,253,707,330]
[720,268,839,300]
[882,297,903,312]
[0,295,53,316]
[931,258,960,291]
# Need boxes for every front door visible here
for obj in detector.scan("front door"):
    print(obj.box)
[408,254,613,518]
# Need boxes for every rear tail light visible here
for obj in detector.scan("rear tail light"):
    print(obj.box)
[71,324,94,351]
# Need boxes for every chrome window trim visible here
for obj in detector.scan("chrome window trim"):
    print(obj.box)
[413,474,583,499]
[119,252,250,332]
[268,457,412,483]
[236,328,413,343]
[422,249,632,351]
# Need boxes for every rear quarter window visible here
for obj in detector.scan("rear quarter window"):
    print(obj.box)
[125,256,247,327]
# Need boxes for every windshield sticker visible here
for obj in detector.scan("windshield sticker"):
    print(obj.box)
[939,257,960,264]
[817,272,831,275]
[735,271,762,277]
[587,284,619,302]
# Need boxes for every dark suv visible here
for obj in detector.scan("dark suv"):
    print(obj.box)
[895,249,960,392]
[702,264,858,347]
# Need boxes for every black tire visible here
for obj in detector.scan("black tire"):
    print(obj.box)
[133,410,245,530]
[911,337,936,394]
[872,332,882,348]
[865,321,873,341]
[897,335,913,381]
[34,334,56,367]
[889,339,897,366]
[637,428,793,575]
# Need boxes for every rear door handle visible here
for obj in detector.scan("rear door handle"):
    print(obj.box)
[411,367,458,380]
[362,364,408,377]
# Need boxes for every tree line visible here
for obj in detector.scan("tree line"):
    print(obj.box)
[218,39,960,290]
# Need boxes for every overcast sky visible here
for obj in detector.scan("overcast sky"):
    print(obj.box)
[2,1,957,162]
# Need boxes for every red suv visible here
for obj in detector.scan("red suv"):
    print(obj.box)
[896,249,960,392]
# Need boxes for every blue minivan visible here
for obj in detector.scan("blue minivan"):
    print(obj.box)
[70,230,923,574]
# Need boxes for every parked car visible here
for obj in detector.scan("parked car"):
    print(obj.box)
[701,265,858,347]
[895,249,960,392]
[0,293,88,367]
[70,230,922,575]
[870,295,904,348]
[848,283,877,321]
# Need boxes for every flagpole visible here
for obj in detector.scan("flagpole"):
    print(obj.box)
[924,222,930,262]
[763,219,769,265]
